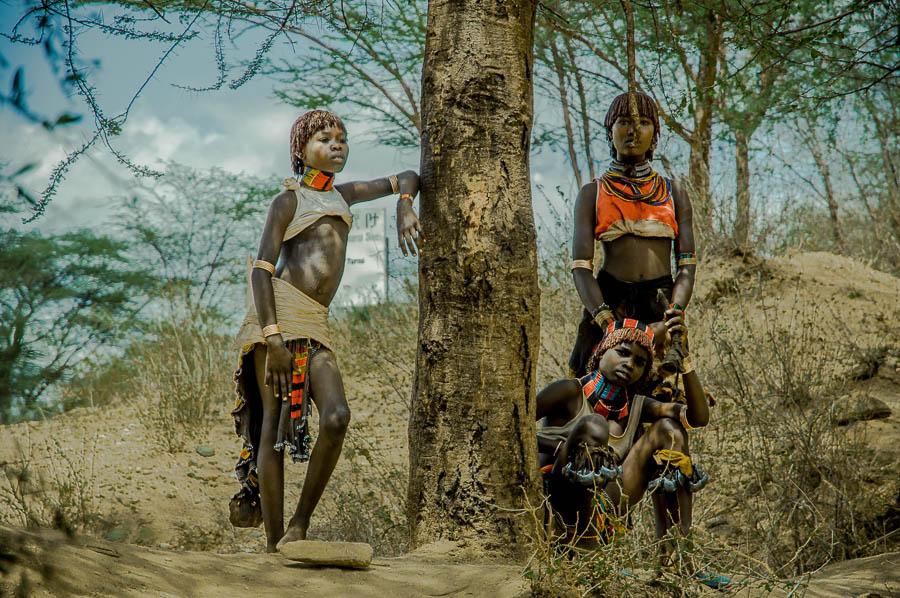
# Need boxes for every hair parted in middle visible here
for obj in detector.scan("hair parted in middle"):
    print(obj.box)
[289,110,347,175]
[604,91,661,160]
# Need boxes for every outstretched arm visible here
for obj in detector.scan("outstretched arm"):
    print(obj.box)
[572,182,612,324]
[335,170,423,256]
[252,191,297,401]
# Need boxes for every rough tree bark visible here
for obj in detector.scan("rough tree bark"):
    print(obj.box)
[408,0,541,556]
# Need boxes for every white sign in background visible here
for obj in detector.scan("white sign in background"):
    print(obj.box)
[335,206,387,306]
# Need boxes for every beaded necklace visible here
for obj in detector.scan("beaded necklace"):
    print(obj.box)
[301,167,335,191]
[584,372,630,420]
[601,160,669,205]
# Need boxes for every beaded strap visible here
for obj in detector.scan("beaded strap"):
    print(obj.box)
[389,174,399,194]
[253,260,276,275]
[676,252,697,267]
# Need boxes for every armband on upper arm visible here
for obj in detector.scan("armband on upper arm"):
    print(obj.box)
[676,252,697,267]
[253,260,276,275]
[569,259,593,272]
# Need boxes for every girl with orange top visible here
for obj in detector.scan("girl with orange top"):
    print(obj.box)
[569,92,696,378]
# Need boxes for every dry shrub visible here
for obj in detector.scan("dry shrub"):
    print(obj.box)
[698,292,891,575]
[521,488,788,597]
[311,426,408,556]
[132,313,232,452]
[312,287,417,556]
[0,432,98,534]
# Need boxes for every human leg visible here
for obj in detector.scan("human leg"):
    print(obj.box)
[253,345,286,552]
[281,347,350,544]
[621,417,694,537]
[547,414,616,539]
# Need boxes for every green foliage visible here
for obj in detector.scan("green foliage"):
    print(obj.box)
[267,0,426,147]
[0,228,156,422]
[114,162,275,320]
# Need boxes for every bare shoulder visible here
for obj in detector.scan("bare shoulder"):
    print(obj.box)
[575,180,598,208]
[669,178,691,207]
[268,189,298,222]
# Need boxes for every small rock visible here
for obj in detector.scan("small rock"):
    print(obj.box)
[188,458,199,467]
[280,540,373,569]
[196,445,215,457]
[106,525,128,542]
[875,312,884,321]
[158,543,172,550]
[835,395,892,426]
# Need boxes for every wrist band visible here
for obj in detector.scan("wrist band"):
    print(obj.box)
[669,302,684,312]
[680,404,698,431]
[262,324,281,338]
[553,440,564,456]
[569,259,593,272]
[593,310,615,327]
[676,252,697,267]
[253,260,276,275]
[389,175,399,194]
[399,193,413,203]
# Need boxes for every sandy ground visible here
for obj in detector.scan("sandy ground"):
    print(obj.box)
[1,250,899,596]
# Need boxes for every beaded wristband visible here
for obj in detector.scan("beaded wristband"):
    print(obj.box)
[262,324,281,338]
[399,193,414,204]
[389,175,400,194]
[592,304,615,327]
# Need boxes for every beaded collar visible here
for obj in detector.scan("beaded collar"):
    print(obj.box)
[608,159,653,179]
[301,167,335,191]
[584,372,630,421]
[601,161,669,205]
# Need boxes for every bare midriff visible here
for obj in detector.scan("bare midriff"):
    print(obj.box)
[601,235,672,282]
[277,215,349,306]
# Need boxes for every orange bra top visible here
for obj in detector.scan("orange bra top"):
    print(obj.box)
[593,172,677,242]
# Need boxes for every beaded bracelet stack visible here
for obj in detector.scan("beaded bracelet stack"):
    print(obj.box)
[676,252,697,267]
[591,303,615,328]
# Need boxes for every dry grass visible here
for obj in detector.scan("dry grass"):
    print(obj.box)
[0,430,99,535]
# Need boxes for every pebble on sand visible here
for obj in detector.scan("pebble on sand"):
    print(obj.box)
[196,445,215,457]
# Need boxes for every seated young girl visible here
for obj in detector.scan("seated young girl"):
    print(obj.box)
[536,317,709,543]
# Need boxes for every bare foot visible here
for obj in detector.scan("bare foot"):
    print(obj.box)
[275,521,308,551]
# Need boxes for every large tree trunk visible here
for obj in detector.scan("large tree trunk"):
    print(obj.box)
[409,0,541,557]
[733,128,751,248]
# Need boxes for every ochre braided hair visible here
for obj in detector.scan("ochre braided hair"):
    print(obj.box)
[289,110,347,175]
[586,321,654,387]
[604,91,661,160]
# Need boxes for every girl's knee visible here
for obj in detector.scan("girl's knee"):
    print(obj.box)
[571,414,609,446]
[649,417,687,450]
[321,405,350,437]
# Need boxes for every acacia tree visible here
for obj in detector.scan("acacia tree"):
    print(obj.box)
[0,225,154,421]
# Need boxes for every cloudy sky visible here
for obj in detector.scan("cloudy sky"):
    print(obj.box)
[0,4,572,232]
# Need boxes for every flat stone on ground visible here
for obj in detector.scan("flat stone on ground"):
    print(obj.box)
[280,540,373,569]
